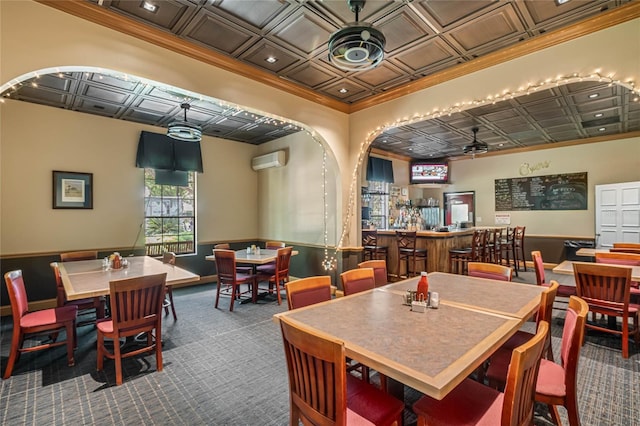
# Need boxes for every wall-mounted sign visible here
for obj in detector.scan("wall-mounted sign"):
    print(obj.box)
[495,213,511,225]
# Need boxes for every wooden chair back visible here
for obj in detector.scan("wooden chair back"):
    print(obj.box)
[362,230,378,247]
[559,296,589,393]
[213,249,239,285]
[340,268,375,296]
[266,241,286,249]
[214,243,230,250]
[612,242,640,249]
[5,270,30,319]
[471,229,487,261]
[467,262,513,281]
[396,230,417,250]
[573,262,632,308]
[285,276,332,310]
[50,262,67,307]
[357,260,388,287]
[275,247,293,278]
[532,251,546,285]
[162,251,176,265]
[279,315,348,425]
[538,281,559,359]
[596,251,640,266]
[60,250,98,262]
[609,247,640,254]
[502,321,548,426]
[108,273,166,336]
[514,226,526,246]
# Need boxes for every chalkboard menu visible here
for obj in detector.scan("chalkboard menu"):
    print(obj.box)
[495,172,587,211]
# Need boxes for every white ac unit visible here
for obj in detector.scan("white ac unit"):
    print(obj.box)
[251,150,285,171]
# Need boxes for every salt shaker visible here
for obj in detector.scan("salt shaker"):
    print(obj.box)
[430,292,439,309]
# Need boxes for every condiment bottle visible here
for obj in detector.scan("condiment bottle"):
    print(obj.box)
[112,253,121,269]
[417,271,429,301]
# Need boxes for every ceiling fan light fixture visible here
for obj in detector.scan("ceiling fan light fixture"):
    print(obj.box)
[167,103,202,142]
[463,127,488,158]
[328,0,385,72]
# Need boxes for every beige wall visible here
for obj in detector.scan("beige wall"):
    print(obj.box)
[0,1,347,256]
[348,18,640,244]
[372,137,640,237]
[0,100,259,254]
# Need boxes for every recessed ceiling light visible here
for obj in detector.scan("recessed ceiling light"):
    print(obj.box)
[598,127,606,131]
[498,143,504,147]
[588,93,599,99]
[265,56,277,64]
[556,0,571,4]
[142,2,157,12]
[339,88,348,94]
[594,113,604,117]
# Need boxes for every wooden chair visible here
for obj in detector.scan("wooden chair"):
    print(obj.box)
[358,259,388,287]
[485,296,588,426]
[50,261,105,325]
[487,227,503,264]
[449,228,485,275]
[532,250,576,299]
[162,252,178,321]
[213,243,253,278]
[595,251,640,301]
[96,273,166,386]
[60,250,98,262]
[467,262,513,281]
[285,276,332,310]
[278,315,404,426]
[3,270,78,379]
[340,268,375,296]
[499,227,519,277]
[396,230,427,278]
[362,229,388,262]
[258,246,292,305]
[573,262,640,358]
[213,249,258,312]
[485,281,559,387]
[512,225,527,272]
[609,247,640,254]
[612,242,640,249]
[256,241,286,274]
[413,321,549,426]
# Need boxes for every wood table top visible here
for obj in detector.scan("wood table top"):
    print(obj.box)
[274,272,544,400]
[553,260,640,281]
[205,248,298,265]
[59,256,199,301]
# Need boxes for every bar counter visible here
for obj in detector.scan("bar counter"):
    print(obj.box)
[376,229,474,276]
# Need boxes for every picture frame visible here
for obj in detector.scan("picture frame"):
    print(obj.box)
[53,171,93,209]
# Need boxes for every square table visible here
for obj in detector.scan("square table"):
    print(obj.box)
[58,256,200,301]
[274,272,544,400]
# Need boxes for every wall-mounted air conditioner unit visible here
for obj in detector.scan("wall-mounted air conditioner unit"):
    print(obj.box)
[251,150,285,171]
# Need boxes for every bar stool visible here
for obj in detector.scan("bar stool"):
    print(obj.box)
[512,226,527,272]
[500,227,518,277]
[362,229,388,262]
[449,229,486,275]
[396,231,427,279]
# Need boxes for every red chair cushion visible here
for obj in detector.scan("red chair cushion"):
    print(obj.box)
[469,271,510,281]
[256,264,276,274]
[346,375,404,425]
[501,330,534,351]
[20,305,77,328]
[96,319,114,334]
[536,359,566,398]
[485,347,511,385]
[289,286,331,309]
[413,377,503,425]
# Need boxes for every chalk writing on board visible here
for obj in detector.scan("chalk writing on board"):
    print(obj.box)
[495,172,587,211]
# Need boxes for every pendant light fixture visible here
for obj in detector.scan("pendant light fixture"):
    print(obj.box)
[167,103,202,142]
[463,127,488,158]
[328,0,385,72]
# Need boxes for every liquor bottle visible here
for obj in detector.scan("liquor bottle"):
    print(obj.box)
[416,271,429,301]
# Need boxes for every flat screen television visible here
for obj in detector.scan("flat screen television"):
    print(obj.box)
[410,160,449,184]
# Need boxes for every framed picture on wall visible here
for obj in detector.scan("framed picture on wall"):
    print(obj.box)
[53,171,93,209]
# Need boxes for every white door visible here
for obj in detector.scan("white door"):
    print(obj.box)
[595,181,640,248]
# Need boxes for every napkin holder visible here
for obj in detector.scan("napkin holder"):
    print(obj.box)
[411,293,428,313]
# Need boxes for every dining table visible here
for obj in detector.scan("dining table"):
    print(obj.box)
[205,248,299,303]
[58,255,200,301]
[273,272,544,401]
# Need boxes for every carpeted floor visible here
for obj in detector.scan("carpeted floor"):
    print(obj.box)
[1,270,638,425]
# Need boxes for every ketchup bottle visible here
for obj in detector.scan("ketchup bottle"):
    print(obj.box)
[417,272,429,301]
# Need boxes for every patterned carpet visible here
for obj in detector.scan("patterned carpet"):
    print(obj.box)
[0,270,638,425]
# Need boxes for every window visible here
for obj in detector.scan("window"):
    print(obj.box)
[144,169,196,256]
